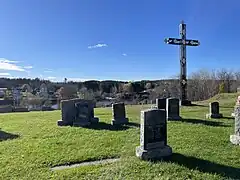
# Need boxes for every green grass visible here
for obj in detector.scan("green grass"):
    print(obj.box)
[0,94,240,179]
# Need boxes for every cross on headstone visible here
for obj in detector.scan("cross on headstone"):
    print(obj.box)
[164,20,200,106]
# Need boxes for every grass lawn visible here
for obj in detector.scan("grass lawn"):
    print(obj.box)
[0,93,240,179]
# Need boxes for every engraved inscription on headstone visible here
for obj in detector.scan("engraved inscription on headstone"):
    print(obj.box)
[164,21,200,106]
[206,102,223,119]
[111,103,129,125]
[230,105,240,145]
[74,101,91,127]
[166,98,181,120]
[136,109,172,160]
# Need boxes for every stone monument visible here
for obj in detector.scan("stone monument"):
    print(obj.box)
[164,21,200,106]
[231,96,240,117]
[57,98,99,127]
[206,102,223,119]
[136,109,172,160]
[156,98,166,110]
[111,103,129,125]
[166,98,181,120]
[230,105,240,145]
[237,86,240,93]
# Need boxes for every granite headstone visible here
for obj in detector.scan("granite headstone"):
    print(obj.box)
[206,102,223,119]
[156,98,166,110]
[57,98,99,127]
[111,103,129,125]
[136,109,172,160]
[230,105,240,145]
[237,86,240,93]
[166,98,181,120]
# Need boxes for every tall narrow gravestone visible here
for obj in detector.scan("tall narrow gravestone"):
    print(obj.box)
[230,105,240,145]
[206,102,223,119]
[111,103,129,125]
[136,109,172,160]
[57,98,99,127]
[156,98,166,110]
[232,96,240,117]
[166,98,181,120]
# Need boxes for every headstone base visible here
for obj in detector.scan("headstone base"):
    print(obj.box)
[57,120,70,126]
[73,120,91,127]
[206,113,223,119]
[112,118,129,125]
[167,116,182,121]
[230,135,240,145]
[91,117,99,123]
[181,100,192,106]
[136,145,172,160]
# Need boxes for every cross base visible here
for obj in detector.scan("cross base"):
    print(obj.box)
[181,100,192,106]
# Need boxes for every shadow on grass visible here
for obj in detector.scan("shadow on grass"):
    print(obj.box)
[86,122,130,131]
[0,130,19,142]
[222,116,234,120]
[220,106,235,109]
[166,153,240,179]
[127,122,140,128]
[190,104,207,107]
[180,118,230,127]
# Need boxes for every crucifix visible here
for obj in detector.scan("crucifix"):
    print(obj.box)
[164,20,200,106]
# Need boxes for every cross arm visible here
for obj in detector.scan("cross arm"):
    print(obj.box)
[164,38,200,46]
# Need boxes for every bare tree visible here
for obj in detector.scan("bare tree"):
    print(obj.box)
[123,83,133,93]
[145,82,152,90]
[216,68,234,93]
[188,69,218,101]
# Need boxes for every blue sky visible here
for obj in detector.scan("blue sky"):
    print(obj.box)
[0,0,239,82]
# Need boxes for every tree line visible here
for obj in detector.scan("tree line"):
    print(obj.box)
[0,68,240,104]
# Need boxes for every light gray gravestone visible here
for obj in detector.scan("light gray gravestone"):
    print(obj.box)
[230,105,240,145]
[237,86,240,93]
[166,98,181,120]
[231,96,240,117]
[206,102,223,119]
[136,109,172,160]
[111,103,129,125]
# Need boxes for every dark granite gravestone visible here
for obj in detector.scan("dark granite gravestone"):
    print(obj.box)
[111,103,129,125]
[57,98,99,127]
[74,101,91,127]
[166,98,181,120]
[136,109,172,160]
[206,102,223,119]
[156,98,166,110]
[230,105,240,145]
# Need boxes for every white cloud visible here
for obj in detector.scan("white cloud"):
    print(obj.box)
[88,43,108,49]
[0,58,25,71]
[47,76,57,80]
[0,58,19,63]
[122,53,127,56]
[0,72,11,77]
[67,78,96,82]
[43,70,53,73]
[24,66,33,69]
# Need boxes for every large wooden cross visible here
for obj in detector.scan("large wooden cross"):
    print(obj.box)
[164,20,200,106]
